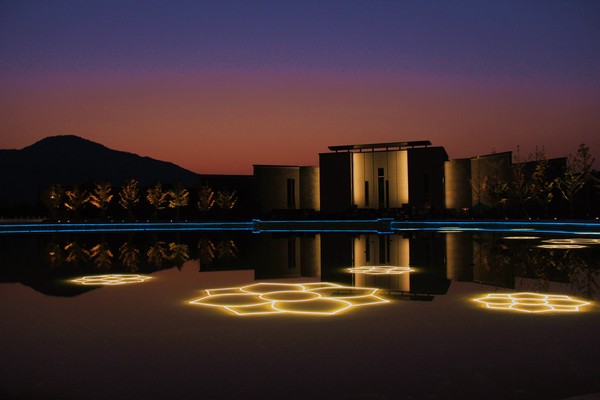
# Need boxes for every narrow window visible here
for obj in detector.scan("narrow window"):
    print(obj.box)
[364,181,369,207]
[288,237,296,268]
[287,178,296,209]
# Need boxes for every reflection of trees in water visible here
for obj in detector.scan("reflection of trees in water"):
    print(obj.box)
[44,242,63,267]
[64,241,90,266]
[90,242,113,269]
[499,239,599,299]
[168,243,190,269]
[197,238,238,270]
[119,242,141,272]
[147,242,168,268]
[473,235,511,287]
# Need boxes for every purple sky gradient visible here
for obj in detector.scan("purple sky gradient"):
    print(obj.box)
[1,0,599,174]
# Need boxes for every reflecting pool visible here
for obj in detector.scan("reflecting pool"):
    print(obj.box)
[1,230,599,399]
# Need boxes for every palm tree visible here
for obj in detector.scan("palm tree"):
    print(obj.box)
[168,182,189,220]
[146,182,168,219]
[197,185,215,214]
[89,181,113,218]
[90,242,113,269]
[215,190,238,210]
[119,242,140,272]
[64,185,90,220]
[118,179,140,219]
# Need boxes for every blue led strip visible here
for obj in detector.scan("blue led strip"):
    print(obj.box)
[1,220,599,235]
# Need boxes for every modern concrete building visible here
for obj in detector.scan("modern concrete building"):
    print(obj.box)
[319,141,448,214]
[253,165,320,214]
[444,151,512,211]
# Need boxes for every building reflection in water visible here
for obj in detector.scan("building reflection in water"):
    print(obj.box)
[1,230,598,301]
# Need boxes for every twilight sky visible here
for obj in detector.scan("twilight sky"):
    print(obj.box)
[1,0,599,174]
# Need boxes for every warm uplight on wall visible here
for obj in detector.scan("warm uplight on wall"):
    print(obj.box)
[71,274,153,285]
[473,292,591,313]
[188,282,389,316]
[347,266,412,275]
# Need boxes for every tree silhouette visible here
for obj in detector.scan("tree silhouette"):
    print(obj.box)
[118,179,140,219]
[89,181,113,218]
[197,185,215,214]
[146,182,168,219]
[42,184,64,220]
[90,242,113,269]
[168,182,189,220]
[557,144,594,217]
[119,242,140,272]
[64,185,90,220]
[215,190,238,210]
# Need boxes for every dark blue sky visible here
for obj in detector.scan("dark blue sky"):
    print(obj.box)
[1,0,599,173]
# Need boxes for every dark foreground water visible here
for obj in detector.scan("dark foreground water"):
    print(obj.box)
[1,230,599,400]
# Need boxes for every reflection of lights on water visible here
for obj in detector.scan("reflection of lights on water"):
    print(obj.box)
[537,244,588,249]
[473,293,591,313]
[542,238,600,245]
[188,282,389,316]
[71,274,153,285]
[348,266,412,275]
[438,227,463,233]
[502,236,540,240]
[510,228,535,231]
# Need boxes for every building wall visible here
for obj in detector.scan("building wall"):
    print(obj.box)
[319,152,352,213]
[407,147,448,210]
[444,158,472,210]
[299,166,320,211]
[253,165,300,213]
[351,151,409,208]
[470,152,512,207]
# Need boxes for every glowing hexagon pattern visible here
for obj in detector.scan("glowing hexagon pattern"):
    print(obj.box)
[347,266,412,275]
[188,282,389,316]
[71,274,152,286]
[474,292,591,313]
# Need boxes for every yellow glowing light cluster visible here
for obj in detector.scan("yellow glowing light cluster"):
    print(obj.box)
[473,292,591,313]
[188,282,389,316]
[347,266,412,275]
[71,274,153,286]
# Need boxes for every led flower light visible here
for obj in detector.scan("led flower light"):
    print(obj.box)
[71,274,152,286]
[473,292,591,313]
[188,282,389,316]
[347,266,412,275]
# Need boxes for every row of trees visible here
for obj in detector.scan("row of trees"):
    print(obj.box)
[46,237,239,271]
[42,179,238,220]
[470,144,598,218]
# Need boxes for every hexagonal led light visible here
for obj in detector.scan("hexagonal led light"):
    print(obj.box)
[473,292,591,313]
[536,244,588,249]
[188,282,389,316]
[71,274,152,286]
[347,266,413,275]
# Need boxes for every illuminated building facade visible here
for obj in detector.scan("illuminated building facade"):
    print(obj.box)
[319,141,448,214]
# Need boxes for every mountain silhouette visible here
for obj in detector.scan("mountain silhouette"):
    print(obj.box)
[0,135,201,206]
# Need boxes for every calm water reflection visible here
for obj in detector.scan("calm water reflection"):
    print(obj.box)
[1,230,599,399]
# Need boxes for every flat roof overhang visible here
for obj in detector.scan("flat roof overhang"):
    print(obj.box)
[328,140,432,152]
